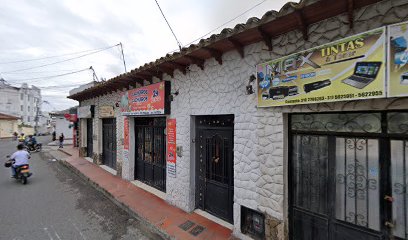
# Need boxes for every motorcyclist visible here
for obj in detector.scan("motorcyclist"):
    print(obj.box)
[26,135,37,149]
[18,133,25,143]
[9,144,30,178]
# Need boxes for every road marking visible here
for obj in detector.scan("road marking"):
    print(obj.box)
[43,227,54,240]
[51,225,62,240]
[68,218,87,240]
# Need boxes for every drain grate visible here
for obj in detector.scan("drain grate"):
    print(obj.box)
[179,220,195,231]
[189,225,205,236]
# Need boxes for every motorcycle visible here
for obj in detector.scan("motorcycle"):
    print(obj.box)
[4,157,32,185]
[26,143,42,152]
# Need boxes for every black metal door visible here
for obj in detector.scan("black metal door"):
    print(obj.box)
[134,118,166,192]
[102,118,116,169]
[196,115,234,223]
[289,111,408,240]
[86,118,93,158]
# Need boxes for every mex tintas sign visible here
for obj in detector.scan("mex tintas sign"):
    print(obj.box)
[257,28,386,107]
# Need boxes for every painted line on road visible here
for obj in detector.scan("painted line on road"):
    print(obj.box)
[51,225,62,240]
[43,227,54,240]
[68,218,87,240]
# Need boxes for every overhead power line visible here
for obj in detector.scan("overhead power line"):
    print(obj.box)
[6,67,92,83]
[185,0,268,47]
[1,44,119,74]
[166,0,269,54]
[0,44,119,65]
[2,69,80,74]
[154,0,182,51]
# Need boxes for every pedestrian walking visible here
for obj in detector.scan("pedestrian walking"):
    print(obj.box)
[59,133,64,148]
[52,131,56,141]
[13,132,18,141]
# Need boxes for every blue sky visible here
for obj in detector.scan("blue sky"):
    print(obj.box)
[0,0,296,111]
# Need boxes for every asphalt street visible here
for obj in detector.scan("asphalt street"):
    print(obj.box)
[0,137,162,240]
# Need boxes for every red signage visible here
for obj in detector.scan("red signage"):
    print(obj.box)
[124,117,129,150]
[166,119,176,177]
[121,81,170,116]
[64,114,78,122]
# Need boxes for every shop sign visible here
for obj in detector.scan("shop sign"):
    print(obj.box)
[166,118,176,178]
[257,28,386,107]
[123,117,129,164]
[99,106,114,118]
[78,105,93,118]
[63,113,78,122]
[121,81,170,116]
[388,21,408,97]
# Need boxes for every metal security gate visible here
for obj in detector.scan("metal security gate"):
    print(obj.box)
[196,115,234,223]
[86,118,93,158]
[289,111,408,240]
[134,117,166,192]
[102,118,116,169]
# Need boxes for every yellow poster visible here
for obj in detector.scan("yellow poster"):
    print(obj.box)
[388,21,408,97]
[257,28,386,107]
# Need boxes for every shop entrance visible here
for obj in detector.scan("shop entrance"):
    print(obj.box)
[196,115,234,223]
[102,118,116,169]
[134,117,166,192]
[289,111,408,240]
[86,118,93,158]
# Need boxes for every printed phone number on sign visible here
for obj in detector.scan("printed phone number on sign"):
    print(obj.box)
[284,91,383,104]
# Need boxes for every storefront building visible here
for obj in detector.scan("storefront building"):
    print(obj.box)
[69,0,408,239]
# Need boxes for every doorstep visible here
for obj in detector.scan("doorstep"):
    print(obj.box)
[100,165,117,175]
[55,146,234,240]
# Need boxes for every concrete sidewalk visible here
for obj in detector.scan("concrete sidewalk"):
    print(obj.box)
[53,146,234,240]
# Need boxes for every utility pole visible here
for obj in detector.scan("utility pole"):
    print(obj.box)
[34,99,39,135]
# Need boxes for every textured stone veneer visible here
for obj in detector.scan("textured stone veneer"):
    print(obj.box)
[76,1,408,239]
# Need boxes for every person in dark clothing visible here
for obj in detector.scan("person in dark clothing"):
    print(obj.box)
[59,133,64,148]
[52,131,56,141]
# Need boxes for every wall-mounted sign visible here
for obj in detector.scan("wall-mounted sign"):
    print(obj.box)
[388,21,408,97]
[257,28,386,107]
[120,81,171,116]
[123,117,129,164]
[64,113,78,122]
[166,118,176,178]
[99,106,114,118]
[78,105,93,118]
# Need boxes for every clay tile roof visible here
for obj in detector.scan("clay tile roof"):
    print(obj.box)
[0,113,19,120]
[68,0,383,101]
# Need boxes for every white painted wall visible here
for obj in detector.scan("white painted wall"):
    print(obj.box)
[76,1,408,239]
[55,117,73,139]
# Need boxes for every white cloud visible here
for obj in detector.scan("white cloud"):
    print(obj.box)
[0,0,296,110]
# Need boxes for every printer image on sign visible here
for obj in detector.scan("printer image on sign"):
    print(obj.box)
[257,28,386,107]
[388,21,408,97]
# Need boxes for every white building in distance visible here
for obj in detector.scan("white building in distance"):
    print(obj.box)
[0,78,43,127]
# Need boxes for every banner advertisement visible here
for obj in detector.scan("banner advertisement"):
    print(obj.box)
[123,117,129,164]
[388,21,408,97]
[257,28,386,107]
[166,119,176,178]
[121,81,170,116]
[124,117,129,150]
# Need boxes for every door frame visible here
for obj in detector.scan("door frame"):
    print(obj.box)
[86,118,93,158]
[134,117,167,192]
[102,118,117,169]
[194,114,234,223]
[288,110,408,240]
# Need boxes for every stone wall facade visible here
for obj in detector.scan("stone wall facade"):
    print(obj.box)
[75,1,408,239]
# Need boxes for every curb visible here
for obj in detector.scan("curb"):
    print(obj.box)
[57,158,173,240]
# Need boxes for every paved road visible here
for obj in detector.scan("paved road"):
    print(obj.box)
[0,138,162,240]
